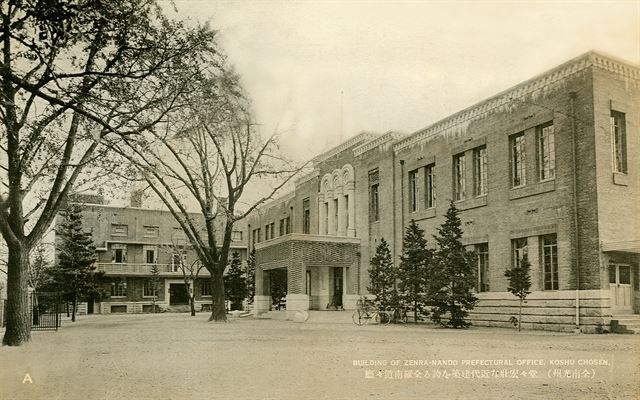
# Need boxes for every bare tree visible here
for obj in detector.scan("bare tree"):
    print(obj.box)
[160,239,206,316]
[0,0,217,345]
[113,71,307,322]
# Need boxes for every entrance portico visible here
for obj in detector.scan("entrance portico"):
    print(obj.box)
[253,234,361,315]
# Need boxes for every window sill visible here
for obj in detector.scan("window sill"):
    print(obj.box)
[111,296,127,299]
[409,208,437,221]
[612,172,628,186]
[201,295,212,298]
[509,179,555,200]
[456,196,488,211]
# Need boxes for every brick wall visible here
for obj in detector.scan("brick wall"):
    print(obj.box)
[392,68,597,293]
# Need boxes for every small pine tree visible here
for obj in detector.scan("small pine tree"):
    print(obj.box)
[429,201,478,328]
[398,220,432,323]
[504,254,532,332]
[29,244,53,295]
[246,249,256,304]
[367,238,398,311]
[149,263,161,313]
[52,205,103,322]
[224,252,247,311]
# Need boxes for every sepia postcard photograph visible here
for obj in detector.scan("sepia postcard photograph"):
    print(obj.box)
[0,0,639,399]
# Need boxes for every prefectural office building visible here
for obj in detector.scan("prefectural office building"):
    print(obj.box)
[249,51,639,332]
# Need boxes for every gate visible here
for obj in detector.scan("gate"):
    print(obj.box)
[31,292,61,331]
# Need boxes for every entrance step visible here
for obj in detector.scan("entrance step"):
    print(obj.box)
[255,310,354,324]
[611,314,640,334]
[255,310,288,320]
[166,305,191,313]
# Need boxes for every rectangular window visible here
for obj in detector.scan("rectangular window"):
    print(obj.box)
[324,202,329,234]
[143,279,158,297]
[201,280,212,296]
[172,227,186,243]
[511,132,526,187]
[408,169,418,212]
[424,164,435,209]
[541,234,558,290]
[333,199,338,232]
[344,196,349,230]
[611,111,627,173]
[270,223,275,240]
[252,228,261,244]
[618,265,631,285]
[512,237,528,269]
[302,198,310,234]
[172,251,186,272]
[476,243,489,292]
[145,248,156,264]
[453,153,466,201]
[111,224,128,237]
[473,146,487,196]
[232,230,243,241]
[279,219,285,237]
[111,244,127,263]
[265,224,270,240]
[369,169,380,222]
[537,122,556,180]
[143,226,159,238]
[111,279,127,297]
[285,216,290,235]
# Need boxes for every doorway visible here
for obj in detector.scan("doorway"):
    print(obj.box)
[609,264,633,313]
[169,283,189,305]
[332,267,343,308]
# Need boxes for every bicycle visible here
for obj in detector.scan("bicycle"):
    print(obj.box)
[352,298,408,325]
[352,297,382,325]
[386,307,408,324]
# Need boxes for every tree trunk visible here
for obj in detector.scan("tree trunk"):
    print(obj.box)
[208,269,227,322]
[72,297,77,322]
[189,295,196,316]
[518,299,523,332]
[2,244,32,346]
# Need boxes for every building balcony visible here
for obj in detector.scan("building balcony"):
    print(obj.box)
[95,263,211,276]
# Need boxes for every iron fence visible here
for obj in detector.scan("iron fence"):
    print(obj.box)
[31,292,61,331]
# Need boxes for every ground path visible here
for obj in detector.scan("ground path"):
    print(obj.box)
[1,313,638,399]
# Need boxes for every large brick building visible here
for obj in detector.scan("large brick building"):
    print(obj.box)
[55,200,248,314]
[249,51,639,332]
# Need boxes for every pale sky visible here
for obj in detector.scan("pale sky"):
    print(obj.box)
[171,0,640,161]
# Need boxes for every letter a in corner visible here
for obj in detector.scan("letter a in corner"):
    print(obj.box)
[22,373,33,384]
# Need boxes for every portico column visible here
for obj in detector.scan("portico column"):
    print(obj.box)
[318,193,326,235]
[346,182,356,237]
[327,190,336,235]
[337,187,346,236]
[253,265,271,315]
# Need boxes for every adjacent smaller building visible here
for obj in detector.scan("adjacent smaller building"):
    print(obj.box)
[55,199,247,314]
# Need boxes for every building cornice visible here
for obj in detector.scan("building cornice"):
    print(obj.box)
[353,131,405,157]
[312,132,378,164]
[254,233,360,250]
[294,169,320,187]
[393,51,640,153]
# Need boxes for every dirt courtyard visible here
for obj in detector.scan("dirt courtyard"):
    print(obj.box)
[0,313,639,400]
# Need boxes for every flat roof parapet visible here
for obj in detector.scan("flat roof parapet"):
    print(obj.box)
[393,50,640,154]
